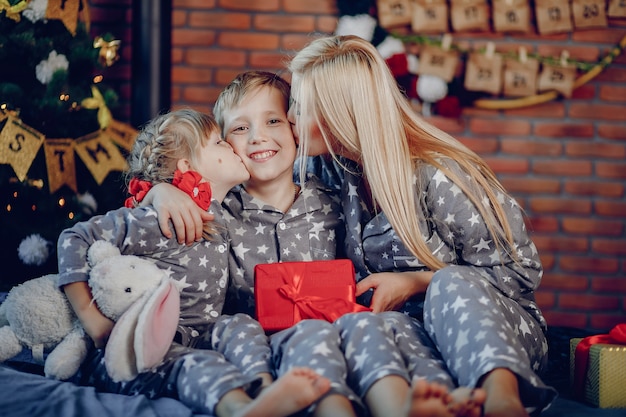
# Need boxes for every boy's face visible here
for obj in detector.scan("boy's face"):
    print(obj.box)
[222,86,296,185]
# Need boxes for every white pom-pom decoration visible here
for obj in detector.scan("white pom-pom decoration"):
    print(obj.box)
[35,50,69,85]
[335,14,377,42]
[17,234,50,266]
[417,74,449,117]
[77,192,98,215]
[23,0,49,23]
[407,54,420,75]
[376,36,406,60]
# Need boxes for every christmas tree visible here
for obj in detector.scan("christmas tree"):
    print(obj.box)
[0,1,135,290]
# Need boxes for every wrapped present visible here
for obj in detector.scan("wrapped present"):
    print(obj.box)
[569,324,626,408]
[254,260,371,333]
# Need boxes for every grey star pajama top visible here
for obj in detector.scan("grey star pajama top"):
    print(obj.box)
[56,202,263,415]
[309,156,558,413]
[210,176,364,413]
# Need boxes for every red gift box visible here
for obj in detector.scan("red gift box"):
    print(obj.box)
[254,260,371,333]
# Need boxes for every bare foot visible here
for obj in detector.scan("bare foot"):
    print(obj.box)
[448,387,486,417]
[480,368,529,417]
[235,367,331,417]
[405,378,455,417]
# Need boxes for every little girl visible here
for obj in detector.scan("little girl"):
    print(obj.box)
[57,108,330,417]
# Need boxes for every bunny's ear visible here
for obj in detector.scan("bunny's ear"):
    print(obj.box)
[134,279,180,373]
[104,279,179,382]
[104,291,145,382]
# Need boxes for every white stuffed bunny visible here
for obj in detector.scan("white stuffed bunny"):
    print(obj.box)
[0,240,180,382]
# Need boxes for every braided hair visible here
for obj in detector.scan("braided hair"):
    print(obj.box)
[126,108,220,186]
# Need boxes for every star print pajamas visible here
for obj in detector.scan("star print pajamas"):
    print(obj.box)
[212,176,363,412]
[315,156,557,412]
[57,203,264,415]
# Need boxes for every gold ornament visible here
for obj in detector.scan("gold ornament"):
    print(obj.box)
[0,0,28,22]
[81,85,112,129]
[94,37,121,67]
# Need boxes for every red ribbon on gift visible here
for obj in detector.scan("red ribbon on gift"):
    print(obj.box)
[277,273,371,323]
[573,323,626,397]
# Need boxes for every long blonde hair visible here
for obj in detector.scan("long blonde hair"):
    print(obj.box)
[290,35,515,271]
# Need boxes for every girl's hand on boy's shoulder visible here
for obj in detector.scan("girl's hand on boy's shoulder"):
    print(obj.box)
[356,271,433,312]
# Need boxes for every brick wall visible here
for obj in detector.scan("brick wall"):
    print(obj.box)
[92,0,626,332]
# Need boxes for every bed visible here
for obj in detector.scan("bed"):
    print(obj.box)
[0,289,623,417]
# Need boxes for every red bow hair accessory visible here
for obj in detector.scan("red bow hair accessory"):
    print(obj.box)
[172,169,212,211]
[124,170,212,211]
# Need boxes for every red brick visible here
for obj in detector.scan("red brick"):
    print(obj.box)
[571,84,597,100]
[592,239,626,256]
[186,49,246,67]
[172,10,188,26]
[590,315,626,332]
[543,311,587,329]
[430,118,467,135]
[532,160,592,176]
[457,136,498,153]
[559,293,621,311]
[559,256,620,274]
[219,0,279,12]
[171,66,213,83]
[283,0,337,14]
[562,218,624,236]
[189,12,251,29]
[218,32,279,49]
[501,139,562,156]
[599,85,626,102]
[597,162,626,179]
[182,86,223,105]
[214,68,246,86]
[566,142,626,159]
[569,103,626,121]
[249,52,289,69]
[172,29,216,46]
[532,235,589,252]
[598,124,626,140]
[503,102,565,119]
[533,122,594,138]
[483,157,529,174]
[564,180,624,197]
[469,118,531,136]
[539,273,590,291]
[591,276,626,292]
[595,200,626,217]
[281,34,322,50]
[254,15,315,32]
[174,0,216,8]
[317,16,339,33]
[535,290,556,308]
[500,178,560,194]
[539,254,556,270]
[596,67,626,83]
[526,216,559,233]
[531,198,592,215]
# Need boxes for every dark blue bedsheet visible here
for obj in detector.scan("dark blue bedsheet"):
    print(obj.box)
[0,364,211,417]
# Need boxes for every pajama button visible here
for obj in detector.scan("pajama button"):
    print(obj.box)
[278,222,286,230]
